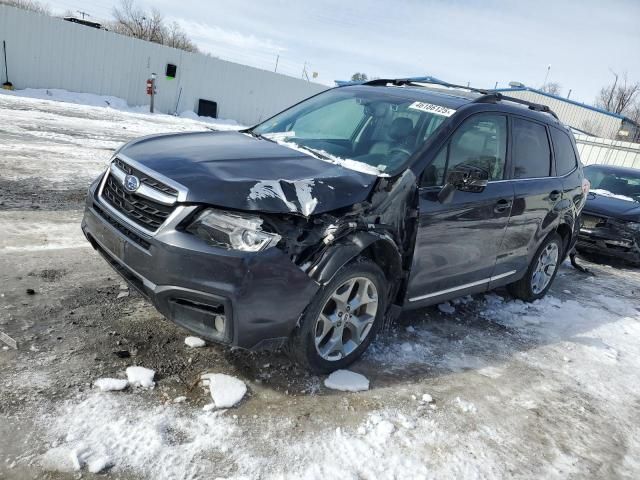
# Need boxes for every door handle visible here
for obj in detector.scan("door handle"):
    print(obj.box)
[494,199,512,213]
[549,190,562,201]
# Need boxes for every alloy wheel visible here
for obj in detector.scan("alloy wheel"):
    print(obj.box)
[531,242,559,294]
[313,276,379,361]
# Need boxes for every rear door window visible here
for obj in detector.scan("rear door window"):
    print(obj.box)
[512,118,551,179]
[551,128,578,176]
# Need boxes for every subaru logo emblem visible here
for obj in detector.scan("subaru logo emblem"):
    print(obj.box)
[124,174,140,193]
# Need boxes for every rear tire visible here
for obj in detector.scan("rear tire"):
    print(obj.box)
[508,232,562,302]
[287,258,387,374]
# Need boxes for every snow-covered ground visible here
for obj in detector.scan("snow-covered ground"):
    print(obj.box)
[1,91,640,480]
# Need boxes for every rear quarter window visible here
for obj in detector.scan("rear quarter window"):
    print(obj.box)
[551,128,578,176]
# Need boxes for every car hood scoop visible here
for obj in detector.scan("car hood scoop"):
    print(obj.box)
[119,131,378,216]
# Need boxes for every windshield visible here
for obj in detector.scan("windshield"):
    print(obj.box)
[585,166,640,203]
[251,87,453,176]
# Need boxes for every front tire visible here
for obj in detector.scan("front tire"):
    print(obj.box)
[288,258,387,374]
[508,232,562,302]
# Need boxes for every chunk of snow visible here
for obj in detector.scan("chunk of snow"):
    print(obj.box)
[173,396,187,403]
[421,393,433,403]
[184,336,206,348]
[207,374,247,408]
[87,456,111,473]
[125,366,155,388]
[94,378,128,392]
[454,397,477,414]
[438,302,456,314]
[405,326,416,333]
[400,342,414,352]
[324,370,370,392]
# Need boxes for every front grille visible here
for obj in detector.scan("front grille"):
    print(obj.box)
[94,203,151,249]
[114,157,179,196]
[101,173,175,232]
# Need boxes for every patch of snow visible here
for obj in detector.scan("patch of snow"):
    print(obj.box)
[477,366,503,379]
[40,393,237,479]
[324,370,370,392]
[184,336,206,348]
[591,189,636,203]
[275,138,388,177]
[1,88,244,131]
[454,397,477,414]
[94,378,128,392]
[173,396,187,403]
[421,393,434,403]
[438,302,456,314]
[125,366,155,388]
[177,110,243,130]
[87,456,111,474]
[206,374,247,408]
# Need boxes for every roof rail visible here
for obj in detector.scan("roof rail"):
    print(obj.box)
[360,77,489,95]
[474,92,559,120]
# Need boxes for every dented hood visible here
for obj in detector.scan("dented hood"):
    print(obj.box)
[118,131,377,216]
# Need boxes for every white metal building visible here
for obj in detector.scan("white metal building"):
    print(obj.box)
[494,85,639,141]
[0,5,326,125]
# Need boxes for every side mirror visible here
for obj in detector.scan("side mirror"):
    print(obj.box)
[438,164,489,203]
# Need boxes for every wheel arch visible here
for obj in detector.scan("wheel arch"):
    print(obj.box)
[556,222,573,257]
[309,231,403,294]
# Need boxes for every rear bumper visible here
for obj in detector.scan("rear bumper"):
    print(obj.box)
[81,183,320,350]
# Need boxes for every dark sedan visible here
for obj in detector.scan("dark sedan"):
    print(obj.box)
[577,165,640,266]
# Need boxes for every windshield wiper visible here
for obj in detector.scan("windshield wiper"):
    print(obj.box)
[293,144,332,160]
[244,129,276,143]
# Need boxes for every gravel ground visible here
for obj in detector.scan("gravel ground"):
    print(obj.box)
[1,91,639,480]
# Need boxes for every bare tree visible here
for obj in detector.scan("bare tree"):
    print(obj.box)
[109,0,197,53]
[351,73,368,82]
[539,82,562,96]
[596,71,640,115]
[164,21,198,53]
[0,0,50,15]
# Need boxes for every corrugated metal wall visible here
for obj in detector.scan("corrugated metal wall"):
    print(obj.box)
[0,5,327,125]
[504,90,623,139]
[575,134,640,169]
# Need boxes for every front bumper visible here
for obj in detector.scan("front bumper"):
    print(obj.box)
[577,219,640,265]
[81,182,320,350]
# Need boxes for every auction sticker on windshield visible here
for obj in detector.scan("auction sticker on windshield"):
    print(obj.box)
[408,102,456,117]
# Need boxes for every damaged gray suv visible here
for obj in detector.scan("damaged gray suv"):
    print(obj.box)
[82,78,586,372]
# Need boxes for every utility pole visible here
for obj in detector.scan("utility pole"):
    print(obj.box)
[542,64,551,89]
[567,89,572,99]
[76,10,90,19]
[301,62,310,82]
[494,81,498,89]
[274,54,279,73]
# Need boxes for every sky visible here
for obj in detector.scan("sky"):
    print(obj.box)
[43,0,640,105]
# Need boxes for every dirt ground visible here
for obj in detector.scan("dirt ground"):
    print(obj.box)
[1,92,640,480]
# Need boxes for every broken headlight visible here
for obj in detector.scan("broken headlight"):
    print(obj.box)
[187,209,280,252]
